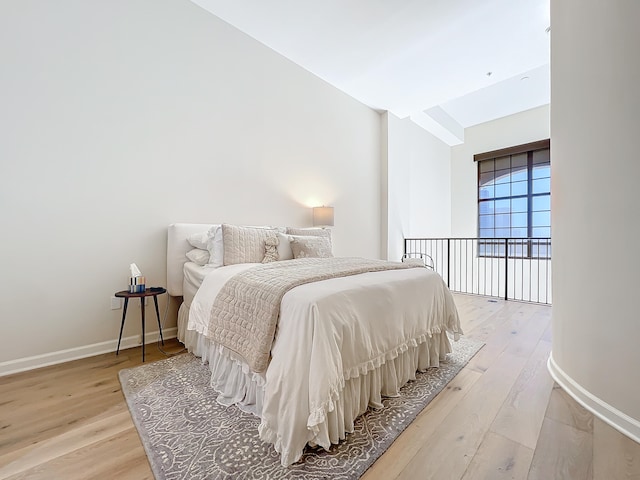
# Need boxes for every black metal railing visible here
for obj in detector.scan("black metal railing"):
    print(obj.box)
[404,237,552,305]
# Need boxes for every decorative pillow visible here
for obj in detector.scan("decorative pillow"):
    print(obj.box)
[286,227,331,240]
[186,248,210,266]
[276,232,294,261]
[290,236,333,259]
[222,224,279,265]
[262,236,279,263]
[187,231,209,250]
[206,225,224,267]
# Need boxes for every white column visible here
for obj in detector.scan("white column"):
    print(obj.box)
[550,0,640,441]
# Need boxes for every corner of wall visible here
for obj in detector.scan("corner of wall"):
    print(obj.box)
[380,112,390,260]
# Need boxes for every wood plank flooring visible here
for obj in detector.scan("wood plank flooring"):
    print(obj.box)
[0,295,638,479]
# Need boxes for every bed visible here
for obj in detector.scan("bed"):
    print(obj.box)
[167,223,462,467]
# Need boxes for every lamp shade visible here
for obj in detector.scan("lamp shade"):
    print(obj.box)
[313,206,334,227]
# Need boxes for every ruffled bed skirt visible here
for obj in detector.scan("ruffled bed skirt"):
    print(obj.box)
[178,303,453,463]
[178,303,266,416]
[177,303,191,344]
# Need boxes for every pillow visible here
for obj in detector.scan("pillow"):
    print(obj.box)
[290,236,333,259]
[271,226,288,234]
[185,248,210,266]
[222,224,279,265]
[276,232,294,261]
[262,236,279,263]
[206,225,224,267]
[286,227,331,240]
[276,233,333,261]
[187,231,209,250]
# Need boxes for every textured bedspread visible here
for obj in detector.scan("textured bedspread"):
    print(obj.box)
[207,257,417,373]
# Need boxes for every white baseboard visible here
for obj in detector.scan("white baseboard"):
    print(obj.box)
[548,352,640,443]
[0,327,178,377]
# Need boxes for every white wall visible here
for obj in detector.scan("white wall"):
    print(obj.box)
[382,113,451,261]
[549,0,640,441]
[0,0,381,370]
[408,121,452,238]
[450,105,550,237]
[383,113,411,261]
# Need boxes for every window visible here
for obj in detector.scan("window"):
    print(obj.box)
[475,139,550,258]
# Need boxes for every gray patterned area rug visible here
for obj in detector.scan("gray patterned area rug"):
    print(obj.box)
[119,336,483,480]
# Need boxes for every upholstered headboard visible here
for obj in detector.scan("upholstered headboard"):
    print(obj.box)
[166,223,214,296]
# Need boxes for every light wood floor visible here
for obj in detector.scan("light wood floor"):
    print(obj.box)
[1,295,639,479]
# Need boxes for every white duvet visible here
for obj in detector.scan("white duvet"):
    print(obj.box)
[188,262,461,466]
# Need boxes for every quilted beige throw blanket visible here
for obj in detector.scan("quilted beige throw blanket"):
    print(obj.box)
[207,257,418,373]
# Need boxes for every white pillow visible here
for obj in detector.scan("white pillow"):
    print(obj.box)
[206,225,224,267]
[187,231,209,250]
[222,224,280,265]
[290,236,333,259]
[276,232,294,261]
[185,248,210,266]
[286,227,331,240]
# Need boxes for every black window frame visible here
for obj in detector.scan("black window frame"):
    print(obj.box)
[475,139,551,259]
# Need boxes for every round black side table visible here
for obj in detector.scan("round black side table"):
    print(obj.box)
[114,287,166,361]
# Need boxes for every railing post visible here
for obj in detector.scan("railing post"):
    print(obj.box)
[446,239,451,288]
[504,238,508,301]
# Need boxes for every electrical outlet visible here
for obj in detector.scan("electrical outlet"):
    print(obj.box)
[110,296,122,310]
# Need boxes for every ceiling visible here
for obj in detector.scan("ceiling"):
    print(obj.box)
[191,0,550,145]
